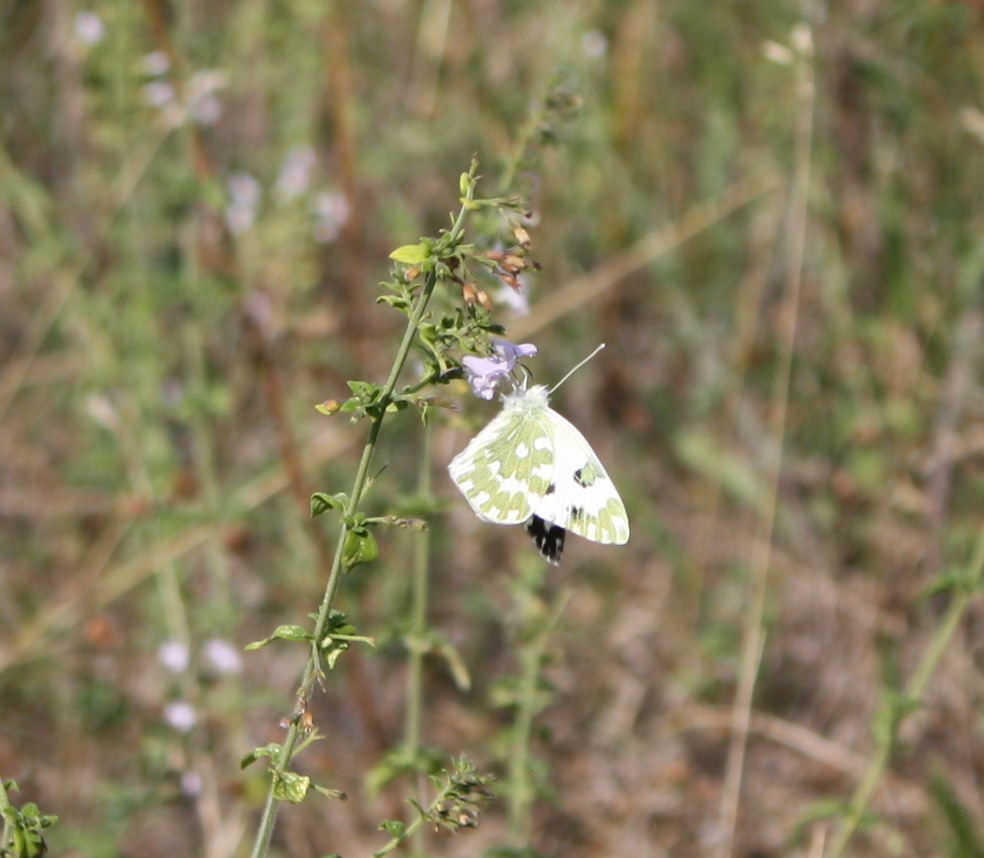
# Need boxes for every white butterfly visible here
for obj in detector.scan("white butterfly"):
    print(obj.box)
[448,373,630,565]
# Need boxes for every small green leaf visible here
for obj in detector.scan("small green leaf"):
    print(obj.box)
[366,515,428,531]
[376,293,411,311]
[273,771,311,804]
[389,243,429,264]
[437,641,472,692]
[323,640,349,669]
[343,528,378,570]
[379,819,406,839]
[312,784,347,801]
[273,625,312,642]
[311,491,348,518]
[245,625,313,650]
[241,743,283,769]
[346,380,383,402]
[23,830,47,858]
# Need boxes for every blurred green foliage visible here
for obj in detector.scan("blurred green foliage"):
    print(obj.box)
[3,1,984,856]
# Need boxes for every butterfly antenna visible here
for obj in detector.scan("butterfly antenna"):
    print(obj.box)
[549,344,606,393]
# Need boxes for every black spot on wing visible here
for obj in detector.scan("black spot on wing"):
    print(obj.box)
[525,515,565,565]
[545,483,556,495]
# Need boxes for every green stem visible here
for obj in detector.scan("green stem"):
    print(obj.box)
[370,770,454,858]
[0,774,12,848]
[249,269,438,858]
[403,424,432,759]
[404,423,433,855]
[826,523,984,857]
[506,592,570,841]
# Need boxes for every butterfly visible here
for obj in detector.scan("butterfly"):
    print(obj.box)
[448,373,630,565]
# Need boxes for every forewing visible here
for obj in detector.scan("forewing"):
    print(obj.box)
[448,408,554,525]
[531,409,630,545]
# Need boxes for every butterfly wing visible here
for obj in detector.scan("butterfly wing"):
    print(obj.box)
[448,406,555,525]
[530,408,630,546]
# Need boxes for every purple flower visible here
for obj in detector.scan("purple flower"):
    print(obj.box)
[462,340,537,400]
[163,700,197,733]
[74,12,105,46]
[158,639,190,673]
[203,638,243,675]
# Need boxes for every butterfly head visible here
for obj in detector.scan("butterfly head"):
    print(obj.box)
[500,382,550,412]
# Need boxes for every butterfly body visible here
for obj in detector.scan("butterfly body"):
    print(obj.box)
[448,384,630,564]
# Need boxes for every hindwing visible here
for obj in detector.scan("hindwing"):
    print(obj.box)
[530,409,630,546]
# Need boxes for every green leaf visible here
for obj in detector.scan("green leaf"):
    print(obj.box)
[273,771,311,804]
[346,380,383,403]
[379,819,406,839]
[343,528,378,570]
[311,491,348,517]
[241,743,283,769]
[389,243,429,264]
[273,625,312,642]
[366,514,429,531]
[930,767,983,857]
[376,293,411,311]
[244,625,313,650]
[323,640,349,669]
[437,640,472,692]
[23,830,47,858]
[312,784,347,801]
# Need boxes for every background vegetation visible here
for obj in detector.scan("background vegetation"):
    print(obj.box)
[4,1,984,856]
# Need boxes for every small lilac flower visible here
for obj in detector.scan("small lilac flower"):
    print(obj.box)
[142,51,171,76]
[311,191,351,244]
[85,393,120,430]
[186,70,226,125]
[143,80,176,108]
[163,700,197,733]
[180,770,203,797]
[229,173,261,206]
[225,173,261,234]
[158,639,190,673]
[462,340,537,400]
[74,11,105,46]
[276,145,317,202]
[581,29,608,58]
[203,638,243,675]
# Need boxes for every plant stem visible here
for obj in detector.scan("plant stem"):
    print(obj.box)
[403,424,431,759]
[403,423,432,854]
[826,523,984,857]
[715,32,814,858]
[248,269,439,858]
[506,591,569,841]
[0,774,12,847]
